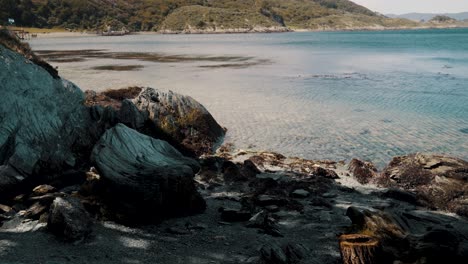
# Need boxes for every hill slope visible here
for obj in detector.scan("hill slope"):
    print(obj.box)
[0,0,418,31]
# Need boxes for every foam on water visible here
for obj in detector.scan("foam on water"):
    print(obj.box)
[29,29,468,167]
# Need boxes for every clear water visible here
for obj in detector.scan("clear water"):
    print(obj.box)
[29,28,468,166]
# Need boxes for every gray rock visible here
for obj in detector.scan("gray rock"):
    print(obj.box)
[260,243,288,264]
[290,189,310,198]
[48,196,92,241]
[0,45,95,195]
[85,87,225,156]
[91,124,205,223]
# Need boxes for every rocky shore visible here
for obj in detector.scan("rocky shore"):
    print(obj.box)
[1,29,468,264]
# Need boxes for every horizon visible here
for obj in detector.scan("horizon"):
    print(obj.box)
[352,0,468,15]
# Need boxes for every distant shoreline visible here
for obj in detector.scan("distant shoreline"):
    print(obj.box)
[25,25,468,39]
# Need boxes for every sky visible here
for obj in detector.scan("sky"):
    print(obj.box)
[351,0,468,14]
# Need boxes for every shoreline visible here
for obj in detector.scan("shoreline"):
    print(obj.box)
[27,24,468,38]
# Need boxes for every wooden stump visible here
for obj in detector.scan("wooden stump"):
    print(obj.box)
[339,234,381,264]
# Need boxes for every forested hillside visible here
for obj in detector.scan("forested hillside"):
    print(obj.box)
[0,0,417,31]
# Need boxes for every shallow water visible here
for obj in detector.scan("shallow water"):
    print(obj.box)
[29,29,468,166]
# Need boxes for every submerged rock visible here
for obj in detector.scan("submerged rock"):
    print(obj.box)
[48,196,92,241]
[91,124,205,223]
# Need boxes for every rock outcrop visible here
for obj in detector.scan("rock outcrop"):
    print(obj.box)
[379,153,468,217]
[85,87,225,156]
[91,124,206,223]
[0,43,94,196]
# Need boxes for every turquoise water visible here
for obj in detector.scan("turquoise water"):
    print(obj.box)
[30,28,468,166]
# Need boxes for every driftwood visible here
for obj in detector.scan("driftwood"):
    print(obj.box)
[339,234,381,264]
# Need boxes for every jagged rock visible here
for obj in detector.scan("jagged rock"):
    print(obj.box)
[91,124,205,223]
[379,153,468,217]
[85,87,225,156]
[0,44,95,197]
[48,196,92,241]
[348,158,378,184]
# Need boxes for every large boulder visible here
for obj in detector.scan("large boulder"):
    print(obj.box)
[85,87,225,156]
[0,42,94,196]
[91,124,205,223]
[379,153,468,217]
[48,196,93,241]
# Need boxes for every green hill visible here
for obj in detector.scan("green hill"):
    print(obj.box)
[0,0,419,32]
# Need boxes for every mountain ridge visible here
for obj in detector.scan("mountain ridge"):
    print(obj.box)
[387,12,468,21]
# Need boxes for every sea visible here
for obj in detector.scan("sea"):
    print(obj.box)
[29,28,468,167]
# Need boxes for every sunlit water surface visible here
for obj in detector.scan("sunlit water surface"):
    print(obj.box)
[30,29,468,166]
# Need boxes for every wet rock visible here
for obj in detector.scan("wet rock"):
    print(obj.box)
[311,166,339,179]
[91,124,205,223]
[379,153,468,217]
[348,158,378,184]
[380,188,421,206]
[290,189,309,198]
[48,196,92,241]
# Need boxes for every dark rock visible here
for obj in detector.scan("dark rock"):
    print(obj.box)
[222,161,243,181]
[166,226,191,235]
[348,158,378,184]
[260,243,288,264]
[246,211,283,237]
[256,195,288,206]
[311,166,339,179]
[48,196,93,241]
[241,160,261,178]
[219,207,252,222]
[259,242,306,264]
[381,188,421,206]
[290,189,310,198]
[91,124,205,223]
